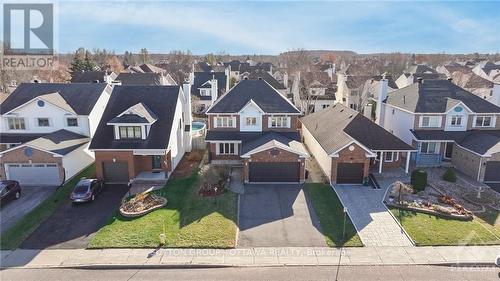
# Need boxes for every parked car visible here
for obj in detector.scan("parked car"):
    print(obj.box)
[0,180,22,206]
[70,179,104,203]
[496,254,500,267]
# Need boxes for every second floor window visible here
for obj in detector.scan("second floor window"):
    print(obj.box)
[200,89,211,96]
[66,118,79,127]
[450,115,462,126]
[246,117,256,126]
[475,116,492,127]
[7,117,25,130]
[119,126,142,139]
[420,116,441,127]
[215,117,235,128]
[38,118,50,127]
[270,116,289,128]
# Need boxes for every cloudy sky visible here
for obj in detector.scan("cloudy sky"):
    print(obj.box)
[56,0,499,54]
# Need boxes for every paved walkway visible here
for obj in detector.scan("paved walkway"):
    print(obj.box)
[1,246,498,268]
[238,184,326,247]
[333,182,414,247]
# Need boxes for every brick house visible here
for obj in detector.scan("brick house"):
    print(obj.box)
[301,103,414,185]
[205,79,308,183]
[374,78,500,184]
[89,84,192,184]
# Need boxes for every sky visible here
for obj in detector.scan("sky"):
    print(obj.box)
[54,0,500,55]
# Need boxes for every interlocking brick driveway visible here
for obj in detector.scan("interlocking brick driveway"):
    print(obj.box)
[333,183,413,247]
[238,184,326,247]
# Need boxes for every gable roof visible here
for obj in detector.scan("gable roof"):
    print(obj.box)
[385,79,500,113]
[405,64,437,74]
[300,103,413,155]
[243,70,286,90]
[240,131,308,157]
[70,71,112,83]
[192,72,227,98]
[1,83,108,115]
[206,79,300,114]
[89,85,180,150]
[115,73,162,85]
[108,102,158,124]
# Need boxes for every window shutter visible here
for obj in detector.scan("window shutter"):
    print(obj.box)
[214,117,218,128]
[287,117,291,128]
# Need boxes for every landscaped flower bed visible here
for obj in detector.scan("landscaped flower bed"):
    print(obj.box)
[386,181,473,221]
[198,165,230,197]
[119,191,167,218]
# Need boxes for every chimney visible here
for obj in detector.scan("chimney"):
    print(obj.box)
[210,77,218,102]
[491,83,500,107]
[375,76,388,126]
[283,72,289,88]
[182,79,193,152]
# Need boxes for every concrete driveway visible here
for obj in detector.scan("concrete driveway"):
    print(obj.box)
[333,181,413,247]
[1,186,57,234]
[238,184,326,247]
[20,184,128,249]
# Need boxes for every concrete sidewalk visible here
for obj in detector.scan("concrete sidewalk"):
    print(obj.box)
[1,246,499,268]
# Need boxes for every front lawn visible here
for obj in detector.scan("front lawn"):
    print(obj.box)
[0,164,96,249]
[390,208,500,246]
[89,169,238,248]
[304,183,363,247]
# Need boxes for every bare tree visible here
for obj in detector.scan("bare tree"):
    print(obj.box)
[167,50,194,83]
[280,48,311,75]
[105,55,124,73]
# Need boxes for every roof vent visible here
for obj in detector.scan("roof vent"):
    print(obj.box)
[33,79,39,83]
[417,77,423,83]
[258,77,263,80]
[244,77,249,80]
[348,114,353,119]
[447,77,453,82]
[403,95,406,104]
[93,80,100,83]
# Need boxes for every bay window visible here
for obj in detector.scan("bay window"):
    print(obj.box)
[420,142,438,154]
[7,117,25,130]
[475,116,492,127]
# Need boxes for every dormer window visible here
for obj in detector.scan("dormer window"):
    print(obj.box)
[200,89,211,96]
[450,115,462,126]
[66,117,79,127]
[119,126,142,139]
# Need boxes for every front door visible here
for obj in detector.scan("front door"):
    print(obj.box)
[152,155,162,170]
[444,142,453,159]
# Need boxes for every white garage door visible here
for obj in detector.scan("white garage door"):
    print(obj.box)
[6,163,61,186]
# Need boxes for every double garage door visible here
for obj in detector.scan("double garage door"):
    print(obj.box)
[248,162,300,183]
[6,163,61,186]
[337,163,364,184]
[484,161,500,183]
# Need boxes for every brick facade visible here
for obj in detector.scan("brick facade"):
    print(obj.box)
[0,146,64,181]
[243,147,305,183]
[330,143,370,184]
[94,150,171,181]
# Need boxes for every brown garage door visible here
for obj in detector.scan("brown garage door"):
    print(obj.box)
[103,162,129,184]
[249,162,300,183]
[484,161,500,182]
[337,163,364,184]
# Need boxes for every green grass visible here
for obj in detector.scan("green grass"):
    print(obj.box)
[0,164,96,250]
[304,183,363,247]
[390,208,500,246]
[89,170,237,248]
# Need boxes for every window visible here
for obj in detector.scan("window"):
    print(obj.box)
[322,104,330,109]
[450,115,462,126]
[119,126,142,139]
[420,142,437,154]
[7,117,25,130]
[270,116,289,128]
[66,118,78,127]
[215,116,235,128]
[246,117,256,126]
[200,89,211,96]
[475,116,492,127]
[420,116,440,128]
[218,143,236,155]
[37,118,50,127]
[385,152,398,162]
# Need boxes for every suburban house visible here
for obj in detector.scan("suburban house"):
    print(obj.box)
[0,83,112,185]
[224,59,273,83]
[436,63,472,78]
[241,70,288,97]
[301,103,414,185]
[70,71,117,83]
[374,78,500,184]
[190,71,229,114]
[125,63,168,74]
[451,72,500,106]
[115,72,176,86]
[89,84,192,184]
[292,71,337,113]
[395,64,444,89]
[205,79,309,183]
[472,61,500,81]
